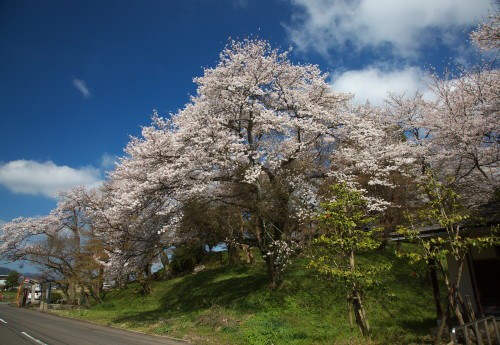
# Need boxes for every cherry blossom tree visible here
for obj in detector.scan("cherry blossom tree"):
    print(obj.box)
[384,13,500,203]
[470,12,500,51]
[324,102,423,249]
[426,69,498,199]
[332,102,421,196]
[107,39,353,288]
[0,186,107,304]
[87,181,174,293]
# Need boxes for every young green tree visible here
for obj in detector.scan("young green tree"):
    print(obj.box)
[309,183,387,336]
[397,173,499,331]
[5,270,20,290]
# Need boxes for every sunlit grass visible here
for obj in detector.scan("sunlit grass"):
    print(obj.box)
[51,245,440,344]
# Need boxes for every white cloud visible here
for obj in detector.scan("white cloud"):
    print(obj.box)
[330,66,427,105]
[286,0,491,57]
[72,78,91,98]
[232,0,248,9]
[0,160,102,198]
[100,152,118,170]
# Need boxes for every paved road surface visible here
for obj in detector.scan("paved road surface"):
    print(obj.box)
[0,303,186,345]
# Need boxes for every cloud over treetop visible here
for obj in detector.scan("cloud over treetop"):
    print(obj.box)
[286,0,491,58]
[0,160,102,198]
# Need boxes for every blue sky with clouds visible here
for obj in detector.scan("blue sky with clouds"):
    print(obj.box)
[0,0,493,270]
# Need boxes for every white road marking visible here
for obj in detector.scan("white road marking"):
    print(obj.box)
[21,331,49,345]
[0,318,7,324]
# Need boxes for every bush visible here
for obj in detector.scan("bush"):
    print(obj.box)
[170,243,206,275]
[50,291,64,304]
[5,270,20,290]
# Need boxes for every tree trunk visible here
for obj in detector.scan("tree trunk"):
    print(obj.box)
[347,292,354,330]
[443,280,466,326]
[263,253,284,290]
[258,218,284,290]
[435,313,448,344]
[58,283,70,304]
[438,258,467,326]
[239,213,255,264]
[87,266,104,304]
[349,287,370,336]
[242,244,255,264]
[124,274,129,289]
[349,250,370,336]
[159,250,172,279]
[139,264,152,295]
[69,281,77,305]
[97,266,104,299]
[227,242,240,265]
[87,284,102,304]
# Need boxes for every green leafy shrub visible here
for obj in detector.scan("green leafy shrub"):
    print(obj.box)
[171,243,206,275]
[50,291,64,303]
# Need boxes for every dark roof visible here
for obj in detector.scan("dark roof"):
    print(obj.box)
[389,200,500,242]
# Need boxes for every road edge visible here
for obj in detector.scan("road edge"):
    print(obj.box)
[7,304,190,344]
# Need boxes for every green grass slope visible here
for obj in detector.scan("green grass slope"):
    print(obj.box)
[53,248,438,344]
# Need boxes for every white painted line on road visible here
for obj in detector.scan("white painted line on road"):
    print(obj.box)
[0,318,7,324]
[21,331,48,345]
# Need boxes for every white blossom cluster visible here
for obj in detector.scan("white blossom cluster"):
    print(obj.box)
[470,13,499,51]
[333,103,420,193]
[263,239,297,272]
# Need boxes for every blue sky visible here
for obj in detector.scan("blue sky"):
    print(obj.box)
[0,0,493,270]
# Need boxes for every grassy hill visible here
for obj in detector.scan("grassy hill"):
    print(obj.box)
[52,246,440,344]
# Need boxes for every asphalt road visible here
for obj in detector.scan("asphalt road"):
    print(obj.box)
[0,303,187,345]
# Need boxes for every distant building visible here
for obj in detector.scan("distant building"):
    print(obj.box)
[28,283,42,300]
[0,275,7,287]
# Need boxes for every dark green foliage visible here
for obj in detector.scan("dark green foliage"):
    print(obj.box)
[170,243,206,275]
[5,270,20,290]
[50,291,64,304]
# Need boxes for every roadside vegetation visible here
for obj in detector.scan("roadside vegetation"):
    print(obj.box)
[51,246,440,345]
[0,291,17,301]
